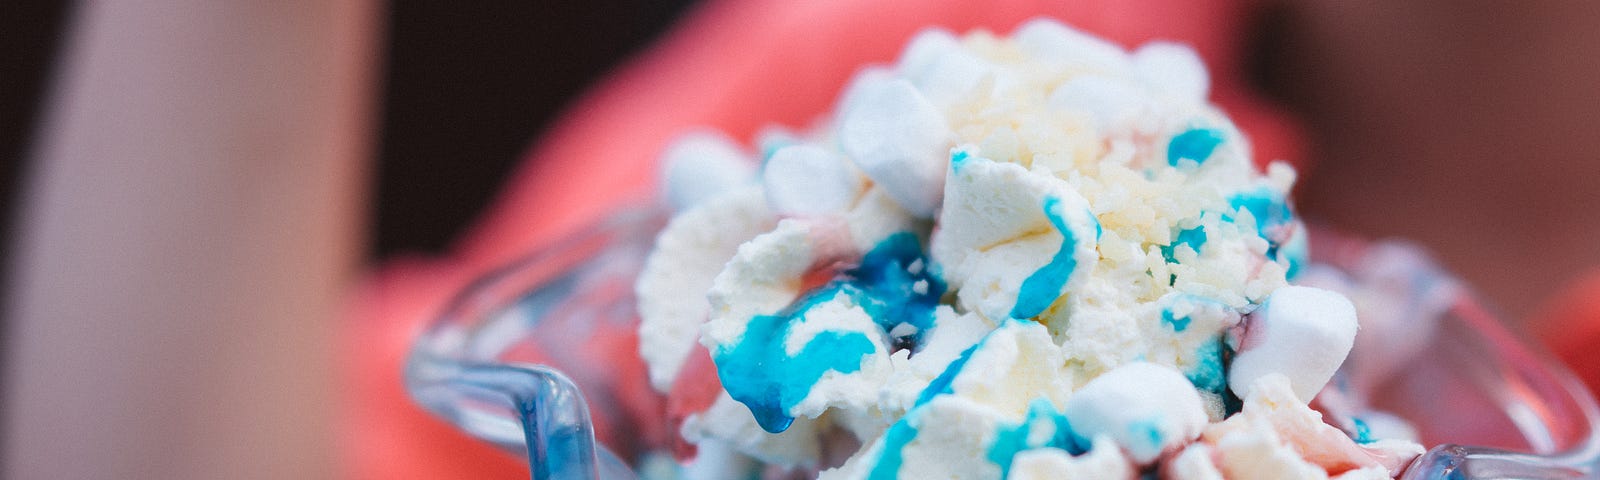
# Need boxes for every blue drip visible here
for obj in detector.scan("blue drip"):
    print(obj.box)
[1351,418,1375,444]
[1160,226,1208,265]
[987,400,1085,478]
[1167,128,1225,167]
[1227,188,1294,258]
[713,232,946,433]
[950,148,973,173]
[849,232,948,344]
[1011,196,1095,319]
[1161,309,1192,332]
[1185,336,1228,398]
[869,414,921,480]
[917,341,981,406]
[715,311,874,433]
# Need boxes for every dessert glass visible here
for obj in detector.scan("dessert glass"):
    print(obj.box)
[404,208,1600,479]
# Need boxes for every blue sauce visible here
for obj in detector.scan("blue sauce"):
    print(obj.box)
[1185,336,1228,398]
[986,400,1085,478]
[1160,226,1208,264]
[1227,188,1293,255]
[950,148,973,173]
[715,310,875,433]
[849,232,948,343]
[871,326,996,479]
[1351,418,1375,444]
[1280,229,1309,280]
[1167,128,1225,167]
[1161,309,1192,332]
[917,341,981,406]
[1011,196,1097,319]
[1228,188,1292,233]
[714,233,946,433]
[869,415,921,480]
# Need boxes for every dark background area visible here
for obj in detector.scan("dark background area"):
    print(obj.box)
[375,0,697,258]
[2,0,700,260]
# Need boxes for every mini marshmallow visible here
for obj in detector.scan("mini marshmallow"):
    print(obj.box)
[932,148,1098,289]
[1063,362,1208,464]
[1012,17,1132,74]
[1228,286,1359,401]
[1048,75,1147,130]
[660,131,756,211]
[1132,42,1210,103]
[837,77,953,218]
[907,46,996,107]
[761,144,864,216]
[896,28,962,81]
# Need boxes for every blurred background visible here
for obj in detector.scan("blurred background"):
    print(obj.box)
[2,0,1597,478]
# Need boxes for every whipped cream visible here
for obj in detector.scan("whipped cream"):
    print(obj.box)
[634,17,1424,479]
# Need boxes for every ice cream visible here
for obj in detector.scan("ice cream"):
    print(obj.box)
[634,18,1425,479]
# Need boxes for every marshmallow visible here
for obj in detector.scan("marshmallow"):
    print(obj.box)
[1228,286,1359,401]
[908,47,995,107]
[932,149,1097,286]
[896,28,962,82]
[660,131,756,211]
[1167,443,1224,480]
[837,76,953,218]
[1132,42,1210,103]
[1063,362,1208,464]
[1012,18,1132,74]
[1048,75,1148,130]
[1204,374,1424,475]
[761,144,864,216]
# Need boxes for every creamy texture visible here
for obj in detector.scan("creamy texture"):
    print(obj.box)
[634,18,1424,479]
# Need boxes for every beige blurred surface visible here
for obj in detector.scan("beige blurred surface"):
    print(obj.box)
[3,0,377,478]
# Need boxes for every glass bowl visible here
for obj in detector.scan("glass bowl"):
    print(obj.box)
[404,209,1600,479]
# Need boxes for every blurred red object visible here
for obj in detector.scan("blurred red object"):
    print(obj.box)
[1532,272,1600,400]
[341,0,1306,477]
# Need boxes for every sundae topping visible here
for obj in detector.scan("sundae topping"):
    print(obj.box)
[636,17,1424,479]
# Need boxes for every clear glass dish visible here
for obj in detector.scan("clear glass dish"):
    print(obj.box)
[404,209,1600,479]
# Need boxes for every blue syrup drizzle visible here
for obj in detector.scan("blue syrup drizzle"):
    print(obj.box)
[714,232,946,434]
[1161,309,1192,332]
[715,309,874,433]
[1167,127,1225,167]
[871,323,1009,479]
[868,415,921,480]
[916,341,982,406]
[1186,336,1228,398]
[1280,228,1309,280]
[849,232,949,344]
[1227,187,1293,255]
[1011,196,1099,320]
[1160,225,1208,264]
[950,148,974,173]
[987,400,1086,478]
[1351,418,1375,444]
